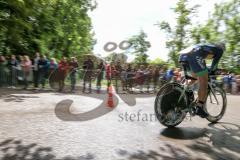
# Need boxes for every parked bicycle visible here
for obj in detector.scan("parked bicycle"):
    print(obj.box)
[154,61,227,127]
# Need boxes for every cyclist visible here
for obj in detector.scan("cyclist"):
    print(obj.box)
[179,42,226,118]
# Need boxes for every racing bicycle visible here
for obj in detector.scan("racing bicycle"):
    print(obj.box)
[154,62,227,127]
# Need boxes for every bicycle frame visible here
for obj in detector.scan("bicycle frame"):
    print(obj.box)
[175,62,221,116]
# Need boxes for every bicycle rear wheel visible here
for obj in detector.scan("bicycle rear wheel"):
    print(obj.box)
[205,87,227,123]
[154,83,187,127]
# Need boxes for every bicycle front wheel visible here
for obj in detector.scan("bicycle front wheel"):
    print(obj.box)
[154,83,187,127]
[205,87,227,123]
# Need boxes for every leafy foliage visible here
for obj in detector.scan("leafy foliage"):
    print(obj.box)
[191,0,240,72]
[148,58,167,67]
[158,0,239,73]
[0,0,96,57]
[105,52,128,64]
[158,0,199,66]
[128,30,151,64]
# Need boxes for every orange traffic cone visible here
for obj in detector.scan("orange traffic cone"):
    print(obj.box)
[107,85,114,108]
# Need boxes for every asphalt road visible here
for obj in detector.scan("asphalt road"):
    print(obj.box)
[0,88,239,160]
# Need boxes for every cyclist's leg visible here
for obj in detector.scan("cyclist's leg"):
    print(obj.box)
[188,53,208,100]
[186,70,208,102]
[188,52,208,117]
[198,73,208,102]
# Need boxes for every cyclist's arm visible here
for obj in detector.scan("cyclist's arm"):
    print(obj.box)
[202,45,223,72]
[210,49,223,72]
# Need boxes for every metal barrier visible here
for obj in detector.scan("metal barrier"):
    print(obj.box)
[0,66,33,88]
[1,65,237,94]
[0,67,10,87]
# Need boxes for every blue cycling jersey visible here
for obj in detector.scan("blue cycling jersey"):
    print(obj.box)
[179,44,224,76]
[197,44,224,71]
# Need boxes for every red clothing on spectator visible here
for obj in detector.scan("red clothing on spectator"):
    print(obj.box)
[58,61,68,80]
[58,61,68,72]
[135,70,145,85]
[106,64,111,80]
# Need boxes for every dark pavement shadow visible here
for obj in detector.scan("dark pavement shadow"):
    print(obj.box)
[0,89,32,99]
[160,127,207,140]
[3,95,39,103]
[116,144,205,160]
[0,88,48,102]
[117,123,240,160]
[187,122,240,160]
[0,139,95,160]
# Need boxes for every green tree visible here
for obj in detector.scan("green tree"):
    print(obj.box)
[0,0,96,57]
[128,30,151,64]
[157,0,199,66]
[190,0,240,72]
[0,0,34,54]
[148,58,167,66]
[105,52,128,64]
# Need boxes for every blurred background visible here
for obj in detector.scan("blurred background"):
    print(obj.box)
[0,0,239,94]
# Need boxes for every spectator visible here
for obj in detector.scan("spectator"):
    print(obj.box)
[113,61,122,93]
[33,52,40,88]
[174,68,181,82]
[48,58,58,89]
[126,64,135,93]
[236,75,240,94]
[231,73,237,94]
[58,57,68,92]
[153,66,160,92]
[82,57,94,93]
[69,57,79,92]
[165,68,175,82]
[159,68,167,86]
[0,55,8,87]
[145,65,153,93]
[49,58,58,73]
[135,65,145,93]
[120,64,128,92]
[216,73,224,88]
[222,73,229,93]
[96,60,105,93]
[7,55,18,88]
[110,62,118,92]
[16,56,24,82]
[223,72,234,93]
[38,55,49,89]
[106,64,112,91]
[21,55,32,89]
